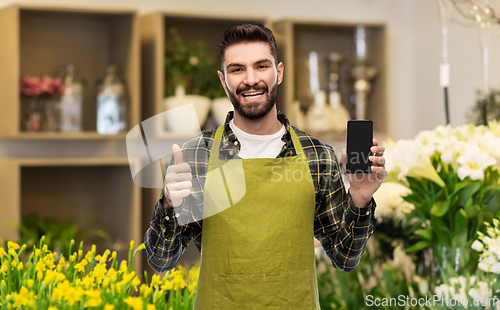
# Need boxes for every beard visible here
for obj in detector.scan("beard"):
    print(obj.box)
[226,81,278,120]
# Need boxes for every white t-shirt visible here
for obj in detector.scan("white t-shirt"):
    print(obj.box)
[229,119,286,159]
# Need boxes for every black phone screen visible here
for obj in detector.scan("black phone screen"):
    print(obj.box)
[346,120,373,174]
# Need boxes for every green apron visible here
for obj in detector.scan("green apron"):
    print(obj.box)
[193,125,320,309]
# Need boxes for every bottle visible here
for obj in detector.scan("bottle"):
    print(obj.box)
[96,65,127,134]
[59,64,83,132]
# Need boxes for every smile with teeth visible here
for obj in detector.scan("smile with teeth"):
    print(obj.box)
[241,91,265,100]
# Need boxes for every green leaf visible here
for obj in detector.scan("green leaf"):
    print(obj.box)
[485,191,500,214]
[464,198,479,218]
[431,200,451,217]
[458,181,482,205]
[452,209,468,235]
[405,240,432,253]
[432,217,452,247]
[406,177,426,195]
[415,229,433,241]
[451,178,472,196]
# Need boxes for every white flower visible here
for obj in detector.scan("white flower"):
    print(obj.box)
[373,182,414,222]
[490,262,500,274]
[472,240,485,252]
[415,130,440,157]
[457,146,497,180]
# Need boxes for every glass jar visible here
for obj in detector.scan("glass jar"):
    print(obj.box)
[96,65,128,135]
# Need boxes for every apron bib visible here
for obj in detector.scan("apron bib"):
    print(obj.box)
[193,125,320,310]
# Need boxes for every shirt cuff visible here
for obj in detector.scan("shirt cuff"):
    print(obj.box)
[345,193,377,224]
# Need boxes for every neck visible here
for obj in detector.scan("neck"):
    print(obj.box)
[232,106,282,135]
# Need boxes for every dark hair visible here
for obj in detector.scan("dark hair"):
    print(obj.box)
[218,23,279,71]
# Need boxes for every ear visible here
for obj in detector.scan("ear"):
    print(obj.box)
[218,70,229,97]
[277,62,284,85]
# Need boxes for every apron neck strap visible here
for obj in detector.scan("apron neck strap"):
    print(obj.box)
[210,124,305,160]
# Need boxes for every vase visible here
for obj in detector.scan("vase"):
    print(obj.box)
[164,85,211,132]
[41,95,61,132]
[433,243,469,277]
[20,95,42,132]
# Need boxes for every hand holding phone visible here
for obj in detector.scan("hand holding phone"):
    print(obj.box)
[345,120,373,174]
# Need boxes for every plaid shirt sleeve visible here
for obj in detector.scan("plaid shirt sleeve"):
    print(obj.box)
[296,129,377,273]
[143,133,210,273]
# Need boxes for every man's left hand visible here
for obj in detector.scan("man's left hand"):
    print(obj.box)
[341,139,387,208]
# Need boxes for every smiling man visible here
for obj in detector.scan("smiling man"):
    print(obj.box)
[144,23,386,309]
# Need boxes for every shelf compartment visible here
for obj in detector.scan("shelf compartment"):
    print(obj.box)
[0,157,142,270]
[0,5,140,138]
[272,20,388,134]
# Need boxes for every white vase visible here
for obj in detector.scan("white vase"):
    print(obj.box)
[164,86,211,132]
[211,97,233,126]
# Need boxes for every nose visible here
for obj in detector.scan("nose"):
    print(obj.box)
[243,68,259,86]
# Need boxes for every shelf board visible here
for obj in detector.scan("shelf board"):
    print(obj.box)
[0,132,129,140]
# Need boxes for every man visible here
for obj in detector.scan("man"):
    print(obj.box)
[144,23,386,309]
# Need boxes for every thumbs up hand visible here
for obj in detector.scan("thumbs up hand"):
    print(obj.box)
[164,144,193,209]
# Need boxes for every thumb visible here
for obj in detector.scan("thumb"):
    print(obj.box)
[172,144,183,164]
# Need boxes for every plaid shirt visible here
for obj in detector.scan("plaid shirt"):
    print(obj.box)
[144,111,377,273]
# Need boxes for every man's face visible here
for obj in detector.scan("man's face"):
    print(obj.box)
[218,42,284,120]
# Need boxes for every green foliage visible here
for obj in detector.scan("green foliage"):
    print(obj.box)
[403,158,500,276]
[468,88,500,125]
[164,27,226,99]
[16,214,109,258]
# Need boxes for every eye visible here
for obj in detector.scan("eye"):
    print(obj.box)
[230,68,242,73]
[258,65,269,69]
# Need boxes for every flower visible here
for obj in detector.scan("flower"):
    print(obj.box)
[373,182,414,222]
[456,146,497,180]
[20,75,65,96]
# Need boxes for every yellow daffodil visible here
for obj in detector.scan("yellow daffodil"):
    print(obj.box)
[43,270,57,286]
[188,280,197,292]
[1,264,7,274]
[0,247,6,258]
[36,261,46,272]
[92,263,107,281]
[34,249,41,257]
[106,267,118,281]
[121,271,136,284]
[8,248,18,259]
[64,286,84,306]
[37,271,44,281]
[17,262,23,271]
[140,284,152,298]
[124,296,142,310]
[7,241,20,250]
[119,260,128,273]
[104,304,114,310]
[161,280,174,291]
[81,276,95,290]
[27,279,34,289]
[173,273,187,289]
[56,272,66,282]
[84,298,103,308]
[132,277,141,290]
[47,307,58,310]
[103,277,111,288]
[147,304,156,310]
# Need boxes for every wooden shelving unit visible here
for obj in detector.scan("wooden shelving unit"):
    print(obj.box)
[0,5,141,139]
[271,20,388,135]
[0,157,142,271]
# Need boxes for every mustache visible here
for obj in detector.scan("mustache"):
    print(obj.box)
[236,83,268,95]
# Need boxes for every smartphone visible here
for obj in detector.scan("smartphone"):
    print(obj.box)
[345,120,373,174]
